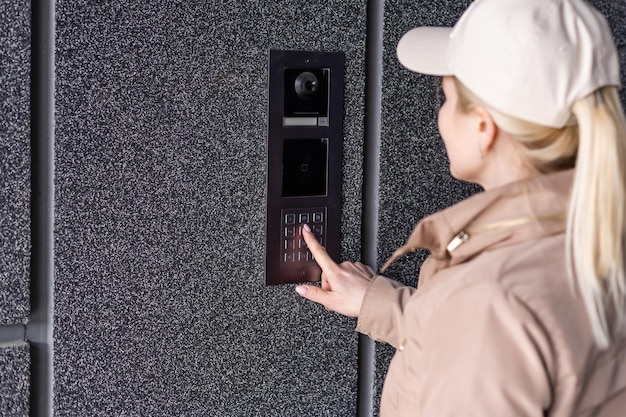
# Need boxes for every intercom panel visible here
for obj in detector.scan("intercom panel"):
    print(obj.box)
[265,50,344,285]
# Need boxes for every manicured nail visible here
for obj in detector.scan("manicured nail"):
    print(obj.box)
[302,224,311,233]
[295,285,308,296]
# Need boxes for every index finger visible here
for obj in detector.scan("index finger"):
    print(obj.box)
[302,224,338,272]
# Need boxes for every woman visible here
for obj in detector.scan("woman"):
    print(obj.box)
[295,0,626,415]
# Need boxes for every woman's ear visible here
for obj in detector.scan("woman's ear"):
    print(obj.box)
[472,105,498,154]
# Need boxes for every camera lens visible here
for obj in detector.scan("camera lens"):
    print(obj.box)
[294,71,319,99]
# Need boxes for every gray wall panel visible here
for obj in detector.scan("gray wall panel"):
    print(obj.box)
[55,1,365,415]
[0,344,30,416]
[3,0,616,414]
[374,0,626,415]
[376,1,475,413]
[0,0,30,324]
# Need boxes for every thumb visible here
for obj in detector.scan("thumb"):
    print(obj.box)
[295,285,330,307]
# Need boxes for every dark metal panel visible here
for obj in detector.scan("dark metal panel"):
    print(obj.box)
[265,50,344,285]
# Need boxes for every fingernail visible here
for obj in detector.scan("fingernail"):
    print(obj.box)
[302,224,311,233]
[295,285,308,296]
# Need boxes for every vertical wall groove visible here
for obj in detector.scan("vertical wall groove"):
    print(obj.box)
[28,0,55,415]
[358,1,384,416]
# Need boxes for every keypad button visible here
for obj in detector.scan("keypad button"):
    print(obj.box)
[284,240,296,250]
[312,225,323,235]
[284,253,295,263]
[284,227,296,238]
[298,239,307,249]
[285,214,296,225]
[299,213,310,224]
[313,212,323,223]
[298,252,309,262]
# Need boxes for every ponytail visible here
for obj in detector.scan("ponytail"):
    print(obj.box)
[454,77,626,348]
[568,86,626,348]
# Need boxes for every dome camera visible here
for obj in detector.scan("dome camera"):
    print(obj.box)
[294,71,319,99]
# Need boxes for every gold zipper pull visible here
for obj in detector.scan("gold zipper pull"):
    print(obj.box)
[447,230,469,253]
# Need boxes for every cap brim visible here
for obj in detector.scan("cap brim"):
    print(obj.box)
[397,27,453,76]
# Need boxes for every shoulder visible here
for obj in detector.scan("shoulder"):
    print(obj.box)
[438,232,572,311]
[421,232,590,366]
[415,233,576,347]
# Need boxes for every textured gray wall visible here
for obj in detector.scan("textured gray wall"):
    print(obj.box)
[1,0,624,416]
[0,344,30,416]
[373,1,626,415]
[374,1,478,413]
[55,1,365,415]
[0,0,30,325]
[0,0,30,415]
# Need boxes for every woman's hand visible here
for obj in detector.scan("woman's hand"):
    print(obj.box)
[295,224,376,317]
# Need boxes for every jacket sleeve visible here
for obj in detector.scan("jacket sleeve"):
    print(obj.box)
[413,280,554,416]
[355,275,416,348]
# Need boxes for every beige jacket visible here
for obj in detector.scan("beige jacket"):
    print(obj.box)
[357,170,626,416]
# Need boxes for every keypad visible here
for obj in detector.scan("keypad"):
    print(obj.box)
[281,207,326,267]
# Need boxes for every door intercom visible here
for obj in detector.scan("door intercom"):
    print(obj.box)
[265,50,344,285]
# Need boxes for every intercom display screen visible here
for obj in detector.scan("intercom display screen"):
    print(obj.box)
[282,138,328,197]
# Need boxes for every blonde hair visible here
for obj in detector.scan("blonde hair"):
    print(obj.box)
[454,78,626,348]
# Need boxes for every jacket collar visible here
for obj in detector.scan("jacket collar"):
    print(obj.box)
[381,169,574,272]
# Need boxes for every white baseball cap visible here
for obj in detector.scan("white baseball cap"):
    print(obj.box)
[397,0,622,128]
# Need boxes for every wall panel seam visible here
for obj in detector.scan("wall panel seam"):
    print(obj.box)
[29,0,55,416]
[358,0,385,416]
